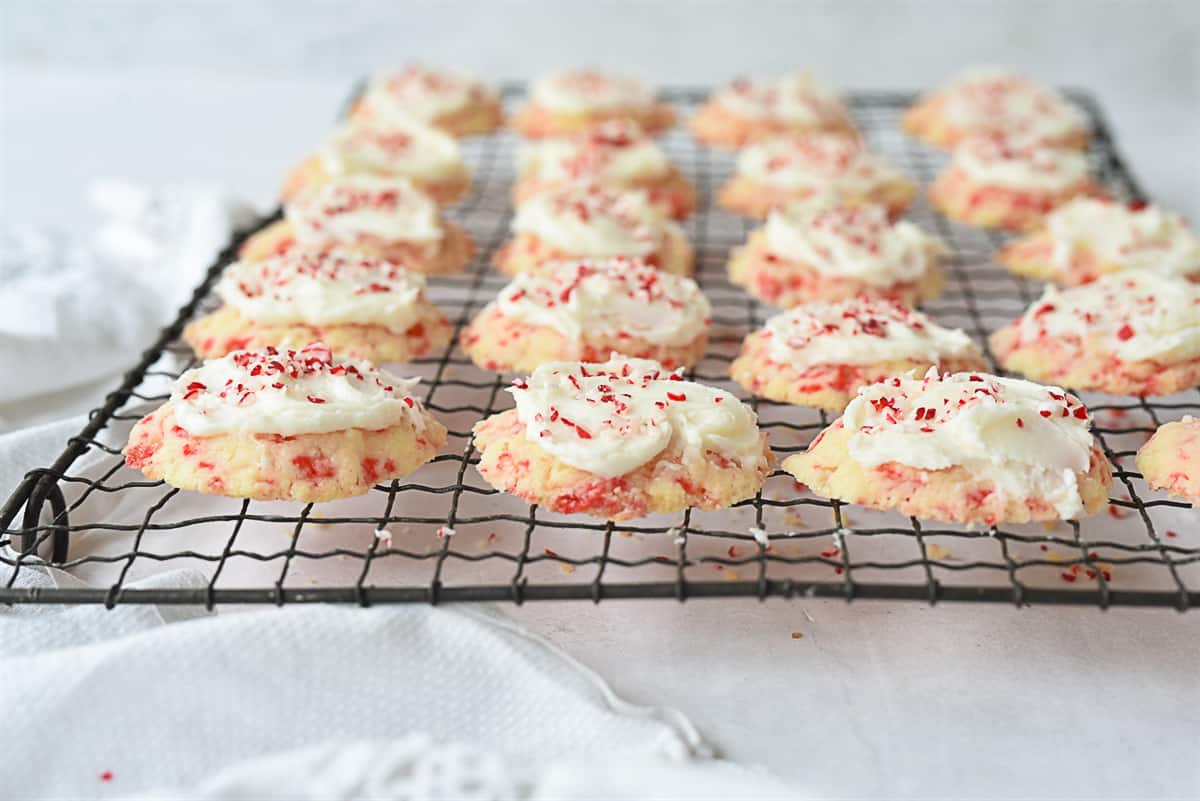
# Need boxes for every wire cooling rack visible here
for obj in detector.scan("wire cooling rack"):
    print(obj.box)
[2,84,1198,609]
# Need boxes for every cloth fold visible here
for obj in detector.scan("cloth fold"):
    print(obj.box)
[0,181,252,411]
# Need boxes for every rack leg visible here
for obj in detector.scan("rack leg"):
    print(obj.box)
[20,475,70,564]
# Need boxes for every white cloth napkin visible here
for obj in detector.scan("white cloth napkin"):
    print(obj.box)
[0,559,795,800]
[0,182,252,408]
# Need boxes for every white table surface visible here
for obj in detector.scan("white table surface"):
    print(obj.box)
[4,43,1200,799]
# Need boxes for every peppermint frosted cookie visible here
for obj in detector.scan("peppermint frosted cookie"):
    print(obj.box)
[514,120,696,219]
[125,344,447,502]
[1136,416,1200,506]
[463,258,710,373]
[493,184,693,276]
[183,248,453,363]
[929,136,1102,231]
[352,65,503,137]
[903,67,1089,150]
[990,273,1200,396]
[281,119,471,205]
[691,73,857,149]
[728,203,945,308]
[241,176,475,275]
[472,357,772,520]
[717,134,916,219]
[996,198,1200,285]
[731,298,984,411]
[782,370,1113,525]
[512,69,675,139]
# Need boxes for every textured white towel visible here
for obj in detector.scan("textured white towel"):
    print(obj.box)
[0,559,796,800]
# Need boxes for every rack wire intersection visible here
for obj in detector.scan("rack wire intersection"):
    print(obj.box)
[2,84,1197,608]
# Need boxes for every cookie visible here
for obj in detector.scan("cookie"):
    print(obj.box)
[512,69,675,138]
[184,248,453,362]
[462,257,710,373]
[125,343,447,502]
[731,297,985,410]
[691,72,857,149]
[352,65,503,137]
[241,176,475,275]
[281,118,471,205]
[472,356,773,520]
[782,369,1113,524]
[493,184,693,277]
[1136,416,1200,506]
[902,67,1089,150]
[990,272,1200,396]
[514,120,695,218]
[995,197,1200,285]
[717,134,916,218]
[727,203,945,308]
[929,135,1103,231]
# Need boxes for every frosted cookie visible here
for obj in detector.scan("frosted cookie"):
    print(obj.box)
[731,298,985,411]
[903,67,1089,150]
[125,343,447,502]
[727,203,945,308]
[1136,416,1200,506]
[996,198,1200,285]
[493,184,693,276]
[352,65,503,137]
[512,69,675,139]
[281,118,471,205]
[241,176,475,275]
[472,356,772,520]
[514,120,696,219]
[929,136,1102,231]
[183,248,453,363]
[691,72,857,148]
[782,370,1113,525]
[990,272,1200,396]
[717,134,916,218]
[463,258,710,373]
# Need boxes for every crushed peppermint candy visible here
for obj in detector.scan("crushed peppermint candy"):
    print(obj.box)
[170,343,426,437]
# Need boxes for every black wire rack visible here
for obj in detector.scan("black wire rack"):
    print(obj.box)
[2,84,1197,609]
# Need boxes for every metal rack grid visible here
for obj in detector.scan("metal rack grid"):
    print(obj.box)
[2,84,1197,609]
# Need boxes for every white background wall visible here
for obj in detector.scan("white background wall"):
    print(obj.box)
[3,0,1198,225]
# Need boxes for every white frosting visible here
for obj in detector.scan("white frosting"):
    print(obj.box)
[842,369,1096,519]
[216,249,426,333]
[530,70,654,114]
[496,258,710,347]
[951,136,1090,191]
[510,356,765,477]
[938,67,1086,143]
[763,204,943,287]
[518,120,671,183]
[1015,272,1200,363]
[321,119,463,181]
[287,176,444,246]
[1044,198,1200,276]
[171,343,428,437]
[763,298,978,369]
[714,73,848,125]
[362,66,491,122]
[736,134,904,192]
[512,186,669,257]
